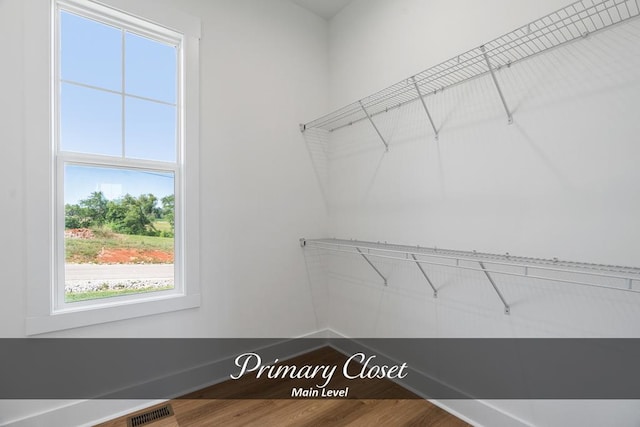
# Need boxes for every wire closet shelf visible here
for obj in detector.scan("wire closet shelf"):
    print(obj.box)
[300,238,640,315]
[300,0,640,137]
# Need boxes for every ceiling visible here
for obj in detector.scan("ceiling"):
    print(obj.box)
[290,0,355,20]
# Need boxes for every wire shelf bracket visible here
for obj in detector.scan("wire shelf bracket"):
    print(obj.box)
[359,101,389,152]
[300,238,640,314]
[411,76,439,140]
[412,253,438,297]
[300,0,640,139]
[478,260,511,315]
[355,247,388,285]
[480,45,513,125]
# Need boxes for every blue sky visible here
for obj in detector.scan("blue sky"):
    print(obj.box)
[65,165,174,205]
[60,10,178,205]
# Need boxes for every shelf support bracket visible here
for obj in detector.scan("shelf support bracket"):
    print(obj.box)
[478,261,510,315]
[480,45,513,125]
[356,247,388,286]
[411,77,439,141]
[359,100,389,152]
[411,254,438,297]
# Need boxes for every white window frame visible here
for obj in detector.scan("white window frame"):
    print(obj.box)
[25,0,201,335]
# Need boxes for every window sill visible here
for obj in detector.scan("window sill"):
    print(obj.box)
[26,292,200,336]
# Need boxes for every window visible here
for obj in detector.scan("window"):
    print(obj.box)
[25,0,201,334]
[56,4,182,309]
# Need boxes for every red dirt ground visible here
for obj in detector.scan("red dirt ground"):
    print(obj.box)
[97,248,174,264]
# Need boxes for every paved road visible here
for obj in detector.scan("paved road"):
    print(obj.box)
[65,263,174,280]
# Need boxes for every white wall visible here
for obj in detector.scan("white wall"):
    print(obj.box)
[317,0,640,425]
[0,0,29,341]
[0,0,329,424]
[327,0,640,266]
[0,0,329,338]
[329,0,573,108]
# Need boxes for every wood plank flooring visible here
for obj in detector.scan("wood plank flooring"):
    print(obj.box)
[96,346,469,427]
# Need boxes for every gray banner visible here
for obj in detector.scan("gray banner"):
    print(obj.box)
[0,338,638,399]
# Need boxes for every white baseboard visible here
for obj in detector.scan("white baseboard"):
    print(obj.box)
[3,330,531,427]
[428,400,533,427]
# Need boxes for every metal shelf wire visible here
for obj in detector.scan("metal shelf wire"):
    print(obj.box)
[300,238,640,315]
[300,0,640,137]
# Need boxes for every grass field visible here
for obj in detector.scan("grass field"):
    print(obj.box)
[65,227,174,263]
[153,220,173,232]
[65,286,174,303]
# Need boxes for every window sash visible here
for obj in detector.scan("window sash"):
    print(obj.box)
[55,3,183,162]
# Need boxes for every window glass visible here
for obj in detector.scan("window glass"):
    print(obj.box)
[60,82,122,157]
[125,32,177,103]
[60,11,121,91]
[125,97,177,162]
[64,164,175,303]
[58,9,180,306]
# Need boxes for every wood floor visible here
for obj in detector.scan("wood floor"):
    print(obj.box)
[96,347,469,427]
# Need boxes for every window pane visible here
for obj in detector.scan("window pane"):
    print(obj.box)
[125,97,177,162]
[61,11,122,91]
[60,83,122,156]
[125,32,177,104]
[64,164,175,303]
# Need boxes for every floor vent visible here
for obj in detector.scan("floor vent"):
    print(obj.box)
[127,404,174,427]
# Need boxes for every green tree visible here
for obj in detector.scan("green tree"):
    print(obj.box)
[107,194,158,236]
[121,204,153,235]
[138,193,161,219]
[66,191,167,236]
[106,199,127,226]
[161,195,175,230]
[65,204,92,229]
[79,191,108,226]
